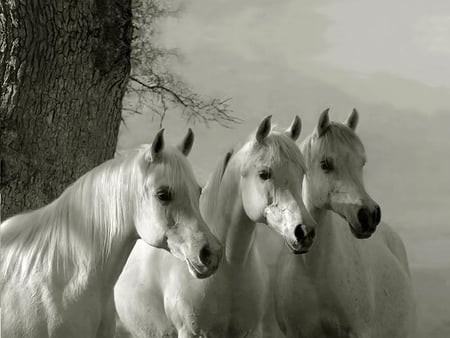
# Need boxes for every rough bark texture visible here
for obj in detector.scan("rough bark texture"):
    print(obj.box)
[0,0,132,219]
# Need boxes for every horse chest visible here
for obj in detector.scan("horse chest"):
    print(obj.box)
[283,276,371,338]
[172,264,266,336]
[315,259,373,325]
[277,249,374,337]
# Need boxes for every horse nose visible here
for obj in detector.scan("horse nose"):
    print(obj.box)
[294,224,306,241]
[357,207,370,230]
[358,206,381,232]
[290,224,315,254]
[199,245,212,267]
[294,224,315,242]
[374,205,381,225]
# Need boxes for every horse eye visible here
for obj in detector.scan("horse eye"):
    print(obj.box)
[320,159,334,173]
[258,169,272,181]
[156,190,172,202]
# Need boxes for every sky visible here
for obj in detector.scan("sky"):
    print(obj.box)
[118,0,450,269]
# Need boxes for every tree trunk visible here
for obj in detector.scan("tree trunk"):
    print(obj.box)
[0,0,132,219]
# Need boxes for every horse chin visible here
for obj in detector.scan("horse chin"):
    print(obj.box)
[349,225,373,239]
[340,213,373,239]
[284,239,309,255]
[185,259,214,279]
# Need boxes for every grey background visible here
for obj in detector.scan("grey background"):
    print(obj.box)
[118,1,450,336]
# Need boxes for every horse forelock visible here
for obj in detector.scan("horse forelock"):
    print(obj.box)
[301,122,366,165]
[144,145,201,202]
[202,130,306,200]
[243,130,306,174]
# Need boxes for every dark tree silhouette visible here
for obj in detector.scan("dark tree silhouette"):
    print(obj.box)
[0,0,236,219]
[0,0,132,218]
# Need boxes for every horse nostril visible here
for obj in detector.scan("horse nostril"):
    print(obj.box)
[294,224,306,241]
[357,207,370,231]
[310,228,316,239]
[199,245,212,266]
[374,205,381,225]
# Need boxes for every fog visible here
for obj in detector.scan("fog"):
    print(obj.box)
[117,1,450,336]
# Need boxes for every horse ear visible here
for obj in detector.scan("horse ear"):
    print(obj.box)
[177,128,194,156]
[315,108,330,137]
[344,108,359,131]
[145,129,165,162]
[223,150,233,169]
[220,150,233,182]
[256,115,272,143]
[285,115,302,141]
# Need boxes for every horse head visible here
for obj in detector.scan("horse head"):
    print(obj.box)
[302,109,381,238]
[135,129,223,278]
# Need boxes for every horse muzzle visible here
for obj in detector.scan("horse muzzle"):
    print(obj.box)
[185,244,222,279]
[285,224,315,254]
[348,204,381,239]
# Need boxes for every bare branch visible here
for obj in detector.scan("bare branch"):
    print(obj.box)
[122,107,143,115]
[122,0,239,127]
[126,74,240,127]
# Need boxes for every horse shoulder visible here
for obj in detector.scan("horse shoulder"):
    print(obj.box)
[2,273,98,338]
[96,295,116,338]
[375,223,411,274]
[362,225,415,337]
[1,277,49,337]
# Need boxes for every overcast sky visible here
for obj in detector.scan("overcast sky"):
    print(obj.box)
[161,0,450,112]
[119,0,450,268]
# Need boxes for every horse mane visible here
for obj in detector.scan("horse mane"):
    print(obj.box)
[200,149,234,224]
[1,150,146,285]
[1,142,201,286]
[301,122,365,166]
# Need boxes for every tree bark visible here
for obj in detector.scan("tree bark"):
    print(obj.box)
[0,0,132,219]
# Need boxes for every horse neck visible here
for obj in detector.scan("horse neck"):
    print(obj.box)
[62,159,139,291]
[1,157,140,300]
[94,234,137,294]
[211,161,257,266]
[301,180,351,272]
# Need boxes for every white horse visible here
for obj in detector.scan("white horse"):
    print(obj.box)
[114,116,317,337]
[0,129,222,338]
[274,109,415,337]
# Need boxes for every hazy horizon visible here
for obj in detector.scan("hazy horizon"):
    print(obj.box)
[119,0,450,268]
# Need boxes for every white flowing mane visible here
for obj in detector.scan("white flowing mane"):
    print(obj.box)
[1,150,143,284]
[1,144,196,285]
